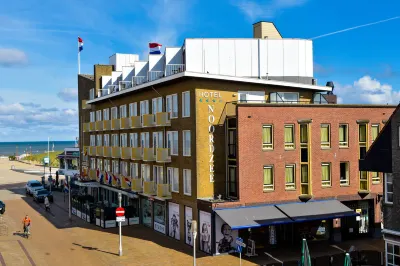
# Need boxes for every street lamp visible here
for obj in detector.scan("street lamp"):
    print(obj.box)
[191,220,197,266]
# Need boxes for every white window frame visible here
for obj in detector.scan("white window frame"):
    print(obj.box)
[263,165,274,191]
[120,133,128,147]
[103,134,110,147]
[321,163,331,187]
[153,131,163,155]
[120,161,128,176]
[111,107,118,120]
[112,160,119,174]
[97,158,103,171]
[168,167,179,193]
[119,105,127,118]
[166,94,178,119]
[130,163,139,178]
[183,169,191,196]
[183,130,191,156]
[182,91,190,118]
[129,133,138,147]
[90,135,96,146]
[140,100,149,116]
[90,158,96,169]
[96,110,102,121]
[104,160,110,172]
[141,164,150,185]
[140,132,150,148]
[152,97,163,114]
[111,134,119,147]
[96,135,103,146]
[90,112,95,122]
[385,173,394,204]
[129,102,138,117]
[386,241,400,266]
[167,131,178,156]
[153,165,164,185]
[103,108,110,120]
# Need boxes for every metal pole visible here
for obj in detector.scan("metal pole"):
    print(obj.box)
[48,137,50,174]
[68,176,71,220]
[192,220,197,266]
[240,252,242,266]
[118,192,122,256]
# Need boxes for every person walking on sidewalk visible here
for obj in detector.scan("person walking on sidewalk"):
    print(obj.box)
[22,215,31,235]
[44,196,50,211]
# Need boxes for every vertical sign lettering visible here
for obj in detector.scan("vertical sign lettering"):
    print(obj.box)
[208,104,215,183]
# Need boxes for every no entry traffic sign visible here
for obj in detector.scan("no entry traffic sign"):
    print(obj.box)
[116,207,125,217]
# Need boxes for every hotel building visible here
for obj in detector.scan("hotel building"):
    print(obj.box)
[77,22,394,255]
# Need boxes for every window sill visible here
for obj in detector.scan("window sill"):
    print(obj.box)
[340,184,350,187]
[263,189,275,193]
[285,188,296,191]
[372,182,381,185]
[322,185,332,188]
[262,148,274,152]
[339,146,349,149]
[383,202,393,206]
[171,191,179,194]
[182,116,190,119]
[284,148,295,151]
[184,193,192,196]
[321,147,331,150]
[183,155,191,157]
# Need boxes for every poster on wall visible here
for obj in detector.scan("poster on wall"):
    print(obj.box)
[168,202,180,240]
[185,206,193,246]
[215,213,238,254]
[141,198,152,228]
[199,211,212,254]
[154,202,166,234]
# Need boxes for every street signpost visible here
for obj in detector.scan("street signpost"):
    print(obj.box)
[236,237,246,266]
[117,194,123,256]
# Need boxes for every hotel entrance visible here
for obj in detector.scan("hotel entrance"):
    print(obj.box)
[341,200,373,240]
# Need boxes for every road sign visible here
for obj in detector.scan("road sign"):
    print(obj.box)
[236,237,246,253]
[116,216,125,222]
[43,157,49,164]
[116,207,125,217]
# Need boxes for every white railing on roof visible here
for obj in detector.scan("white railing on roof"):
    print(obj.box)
[89,88,95,100]
[133,76,146,86]
[99,89,110,97]
[148,71,164,82]
[165,64,185,76]
[119,81,132,90]
[108,84,120,94]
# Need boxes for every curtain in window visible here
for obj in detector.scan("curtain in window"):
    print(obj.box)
[263,167,273,185]
[285,167,294,184]
[301,165,308,183]
[372,126,379,141]
[284,126,293,143]
[263,127,271,144]
[359,125,367,142]
[321,126,329,143]
[339,126,345,142]
[300,125,308,143]
[322,165,330,181]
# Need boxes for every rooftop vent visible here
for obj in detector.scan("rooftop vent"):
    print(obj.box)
[326,81,334,95]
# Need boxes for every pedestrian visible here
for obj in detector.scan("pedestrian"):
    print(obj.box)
[55,171,59,188]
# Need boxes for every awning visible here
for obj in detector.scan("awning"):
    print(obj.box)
[75,181,100,188]
[276,200,357,222]
[215,205,292,230]
[99,184,138,199]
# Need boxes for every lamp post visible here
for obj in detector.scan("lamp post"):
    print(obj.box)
[118,192,123,257]
[67,176,71,220]
[191,220,197,266]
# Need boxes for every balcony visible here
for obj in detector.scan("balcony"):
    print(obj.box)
[142,114,155,127]
[143,148,155,161]
[165,64,185,76]
[130,116,141,128]
[112,147,121,158]
[156,148,171,163]
[89,122,96,132]
[120,117,130,129]
[155,112,171,126]
[83,123,89,132]
[89,169,97,180]
[132,76,146,86]
[103,146,111,157]
[148,71,164,82]
[132,178,142,192]
[82,100,91,110]
[103,120,111,131]
[119,81,132,90]
[143,181,156,195]
[157,184,171,198]
[111,119,120,130]
[121,147,131,159]
[95,121,103,131]
[108,84,120,94]
[89,146,96,156]
[131,147,142,160]
[96,146,103,156]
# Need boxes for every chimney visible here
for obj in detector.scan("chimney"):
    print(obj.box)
[253,21,282,39]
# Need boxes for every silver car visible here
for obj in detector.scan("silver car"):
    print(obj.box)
[26,180,44,195]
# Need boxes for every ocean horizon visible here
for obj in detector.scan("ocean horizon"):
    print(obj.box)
[0,141,77,156]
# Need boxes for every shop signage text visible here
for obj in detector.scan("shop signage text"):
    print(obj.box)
[208,102,215,183]
[200,91,222,98]
[154,222,166,234]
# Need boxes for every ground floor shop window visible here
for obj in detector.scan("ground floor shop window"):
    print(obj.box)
[386,241,400,265]
[185,206,193,246]
[154,202,166,234]
[199,210,212,254]
[168,202,180,240]
[141,198,152,227]
[215,214,238,254]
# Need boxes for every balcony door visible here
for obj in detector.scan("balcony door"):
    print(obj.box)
[153,132,163,155]
[153,166,164,185]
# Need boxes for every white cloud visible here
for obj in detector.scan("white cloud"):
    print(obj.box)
[233,0,307,21]
[335,76,400,104]
[0,48,28,67]
[57,88,78,102]
[0,103,24,115]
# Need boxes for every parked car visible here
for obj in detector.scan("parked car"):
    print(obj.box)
[0,201,5,214]
[33,189,53,203]
[26,180,44,195]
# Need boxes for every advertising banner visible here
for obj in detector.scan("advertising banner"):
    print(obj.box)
[154,202,166,234]
[168,202,180,240]
[215,214,238,255]
[199,211,212,254]
[185,206,193,246]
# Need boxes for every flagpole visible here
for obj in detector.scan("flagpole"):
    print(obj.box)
[78,37,81,74]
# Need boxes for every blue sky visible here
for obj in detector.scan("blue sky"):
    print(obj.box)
[0,0,399,141]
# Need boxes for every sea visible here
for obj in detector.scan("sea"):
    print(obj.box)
[0,141,77,156]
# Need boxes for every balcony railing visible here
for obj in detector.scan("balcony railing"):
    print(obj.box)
[89,146,96,156]
[96,146,103,156]
[155,112,171,126]
[103,120,111,131]
[157,184,171,198]
[131,147,142,160]
[132,178,142,192]
[111,119,120,130]
[95,121,103,131]
[165,64,185,76]
[142,114,155,127]
[121,147,131,159]
[133,76,146,86]
[89,122,96,132]
[143,181,155,195]
[119,81,132,90]
[103,146,111,157]
[89,169,97,180]
[143,148,155,161]
[108,84,120,93]
[156,148,171,163]
[148,71,164,82]
[99,89,110,97]
[130,116,141,128]
[83,123,89,132]
[112,147,121,158]
[120,117,129,129]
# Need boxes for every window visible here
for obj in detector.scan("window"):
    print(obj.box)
[262,125,273,150]
[284,124,295,149]
[228,166,237,198]
[120,133,128,147]
[167,131,178,155]
[119,105,127,118]
[140,100,149,116]
[90,135,96,146]
[300,124,308,145]
[103,134,109,147]
[183,169,192,196]
[360,171,368,191]
[385,173,393,204]
[340,162,349,186]
[320,124,331,148]
[112,160,119,174]
[183,130,191,156]
[153,165,164,184]
[103,108,110,120]
[166,94,178,118]
[120,161,128,176]
[140,132,150,148]
[129,102,137,117]
[359,124,368,159]
[141,164,150,182]
[182,91,190,117]
[263,166,274,191]
[227,128,236,159]
[90,112,95,122]
[90,158,96,169]
[152,132,163,155]
[372,172,380,184]
[285,164,296,190]
[129,133,138,147]
[270,92,299,104]
[339,124,349,147]
[371,124,380,142]
[168,167,179,193]
[238,91,265,103]
[301,165,309,195]
[321,163,331,187]
[152,97,163,114]
[104,160,110,172]
[130,163,138,178]
[386,241,400,265]
[97,159,103,171]
[111,107,118,120]
[96,135,102,146]
[111,134,119,147]
[96,110,102,121]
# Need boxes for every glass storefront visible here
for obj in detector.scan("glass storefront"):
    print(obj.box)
[154,202,166,234]
[141,198,153,228]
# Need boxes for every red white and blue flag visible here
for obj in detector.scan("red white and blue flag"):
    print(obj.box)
[149,43,162,54]
[107,172,112,185]
[78,36,84,52]
[124,177,131,188]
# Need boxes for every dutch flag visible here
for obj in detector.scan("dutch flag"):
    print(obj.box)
[149,43,162,54]
[78,36,84,52]
[124,177,131,188]
[64,180,69,193]
[99,171,104,183]
[107,172,112,185]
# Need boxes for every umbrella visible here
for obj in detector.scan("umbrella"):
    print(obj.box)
[300,238,312,266]
[344,252,352,266]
